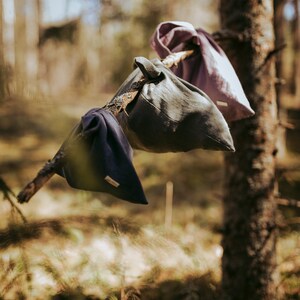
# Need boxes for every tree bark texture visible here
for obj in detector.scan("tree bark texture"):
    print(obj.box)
[274,0,286,107]
[274,0,287,158]
[0,0,5,100]
[219,1,278,300]
[292,0,300,103]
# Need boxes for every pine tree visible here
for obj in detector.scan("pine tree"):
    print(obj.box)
[219,1,278,299]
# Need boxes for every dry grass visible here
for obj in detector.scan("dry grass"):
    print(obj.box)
[0,96,299,300]
[0,176,299,299]
[0,190,223,299]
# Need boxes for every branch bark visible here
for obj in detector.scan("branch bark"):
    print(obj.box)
[17,151,66,203]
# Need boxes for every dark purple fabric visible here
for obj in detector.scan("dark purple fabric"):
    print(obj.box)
[57,108,148,205]
[150,21,255,122]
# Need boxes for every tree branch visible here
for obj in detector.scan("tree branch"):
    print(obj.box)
[0,177,27,223]
[255,43,287,74]
[162,50,194,68]
[17,153,66,204]
[277,197,300,208]
[212,29,251,42]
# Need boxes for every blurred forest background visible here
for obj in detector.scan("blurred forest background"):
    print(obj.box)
[0,0,299,299]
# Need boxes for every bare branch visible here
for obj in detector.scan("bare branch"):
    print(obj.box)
[255,44,287,74]
[0,177,27,223]
[162,50,194,68]
[277,197,300,208]
[17,155,64,204]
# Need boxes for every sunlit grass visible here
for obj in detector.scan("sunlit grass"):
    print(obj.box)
[0,178,298,299]
[0,188,223,299]
[0,90,299,300]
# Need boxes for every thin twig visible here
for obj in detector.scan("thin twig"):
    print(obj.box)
[212,29,250,42]
[162,50,194,68]
[5,194,28,223]
[0,177,27,223]
[277,197,300,208]
[17,151,66,204]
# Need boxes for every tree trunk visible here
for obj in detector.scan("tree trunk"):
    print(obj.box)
[14,0,27,95]
[26,0,40,91]
[219,1,278,300]
[274,0,286,103]
[292,0,300,104]
[0,0,5,100]
[274,0,287,158]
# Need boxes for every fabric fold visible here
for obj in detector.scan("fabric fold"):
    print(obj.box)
[151,21,255,121]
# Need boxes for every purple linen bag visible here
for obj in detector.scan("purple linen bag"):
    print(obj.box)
[151,21,255,122]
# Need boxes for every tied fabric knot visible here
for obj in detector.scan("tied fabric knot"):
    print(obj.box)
[151,21,255,122]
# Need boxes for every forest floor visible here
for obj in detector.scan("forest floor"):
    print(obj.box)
[0,95,299,299]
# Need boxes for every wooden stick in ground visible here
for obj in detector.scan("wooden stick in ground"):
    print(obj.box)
[164,181,174,229]
[17,50,194,204]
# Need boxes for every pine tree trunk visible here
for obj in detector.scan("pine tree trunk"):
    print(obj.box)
[293,0,300,104]
[14,0,27,95]
[274,0,287,158]
[26,0,40,90]
[219,1,278,299]
[0,0,5,100]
